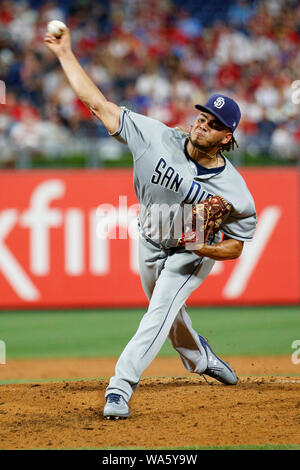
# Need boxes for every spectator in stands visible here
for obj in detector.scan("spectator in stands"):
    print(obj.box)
[0,0,299,167]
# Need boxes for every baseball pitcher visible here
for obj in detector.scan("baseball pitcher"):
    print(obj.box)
[45,27,257,420]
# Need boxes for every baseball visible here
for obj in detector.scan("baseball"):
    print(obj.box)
[47,20,66,37]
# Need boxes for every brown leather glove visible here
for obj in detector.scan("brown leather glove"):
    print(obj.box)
[177,195,232,246]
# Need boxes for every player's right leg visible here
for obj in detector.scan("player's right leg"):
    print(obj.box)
[168,306,238,385]
[139,242,234,383]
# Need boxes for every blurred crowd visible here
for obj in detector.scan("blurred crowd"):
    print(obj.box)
[0,0,300,167]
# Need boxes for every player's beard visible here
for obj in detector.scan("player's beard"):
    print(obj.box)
[188,133,220,154]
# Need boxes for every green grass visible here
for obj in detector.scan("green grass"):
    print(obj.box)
[33,444,300,450]
[0,306,299,360]
[25,444,300,456]
[10,444,300,452]
[17,151,297,170]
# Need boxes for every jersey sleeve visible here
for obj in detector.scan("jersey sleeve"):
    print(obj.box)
[110,107,166,161]
[220,207,257,242]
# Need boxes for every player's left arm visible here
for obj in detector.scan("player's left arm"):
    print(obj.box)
[193,235,243,261]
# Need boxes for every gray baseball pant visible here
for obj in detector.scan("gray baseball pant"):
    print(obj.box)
[105,236,215,402]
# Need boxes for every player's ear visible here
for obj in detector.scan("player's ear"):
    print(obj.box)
[222,132,233,145]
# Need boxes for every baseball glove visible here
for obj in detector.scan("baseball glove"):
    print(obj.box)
[177,195,231,246]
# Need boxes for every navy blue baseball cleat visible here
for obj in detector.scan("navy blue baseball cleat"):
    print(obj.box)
[103,393,130,420]
[199,335,238,385]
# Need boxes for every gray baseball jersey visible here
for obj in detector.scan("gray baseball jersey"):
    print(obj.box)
[113,108,256,247]
[105,107,257,403]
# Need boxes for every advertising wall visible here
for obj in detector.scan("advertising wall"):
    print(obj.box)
[0,168,299,308]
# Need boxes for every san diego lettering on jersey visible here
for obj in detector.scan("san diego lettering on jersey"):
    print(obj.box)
[183,180,213,204]
[151,157,183,193]
[151,157,213,204]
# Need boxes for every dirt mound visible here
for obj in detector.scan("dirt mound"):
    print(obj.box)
[0,356,299,449]
[0,355,297,381]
